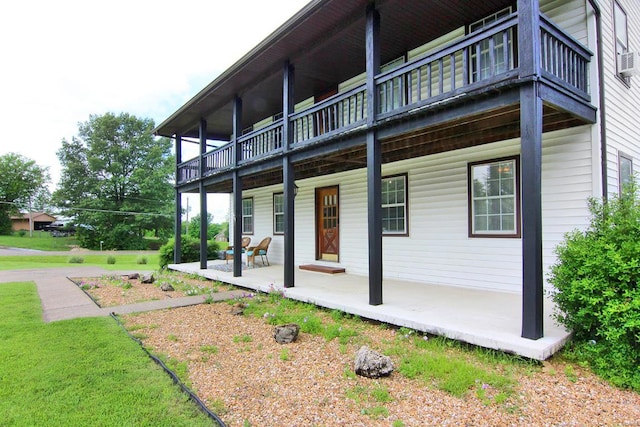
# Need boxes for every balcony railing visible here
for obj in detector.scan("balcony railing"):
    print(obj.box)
[177,157,200,184]
[539,14,591,100]
[376,15,518,117]
[238,121,284,162]
[177,11,592,185]
[290,85,367,145]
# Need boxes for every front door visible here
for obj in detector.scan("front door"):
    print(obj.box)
[316,186,339,261]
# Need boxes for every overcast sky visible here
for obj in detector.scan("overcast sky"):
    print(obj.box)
[0,0,309,221]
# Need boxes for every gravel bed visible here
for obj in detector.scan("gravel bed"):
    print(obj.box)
[121,302,640,427]
[75,274,232,307]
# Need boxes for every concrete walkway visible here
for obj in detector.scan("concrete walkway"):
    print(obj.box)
[170,260,572,361]
[0,266,246,322]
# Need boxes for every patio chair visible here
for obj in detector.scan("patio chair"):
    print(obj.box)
[246,237,272,267]
[225,236,251,263]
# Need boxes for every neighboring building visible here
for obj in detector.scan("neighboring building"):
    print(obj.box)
[155,0,639,343]
[10,212,56,232]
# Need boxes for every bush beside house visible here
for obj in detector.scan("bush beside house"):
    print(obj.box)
[549,181,640,391]
[159,235,220,268]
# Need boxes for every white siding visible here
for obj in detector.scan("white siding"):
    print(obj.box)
[541,0,588,43]
[597,0,640,195]
[239,127,593,292]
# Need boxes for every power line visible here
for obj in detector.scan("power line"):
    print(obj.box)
[1,200,171,217]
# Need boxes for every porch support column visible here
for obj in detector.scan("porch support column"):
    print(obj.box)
[283,61,296,288]
[366,4,382,306]
[174,134,182,264]
[232,96,243,278]
[199,119,208,270]
[518,0,544,339]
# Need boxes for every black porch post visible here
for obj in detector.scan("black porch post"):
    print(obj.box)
[199,119,208,270]
[283,61,296,288]
[232,96,243,278]
[518,0,544,339]
[174,134,182,264]
[366,4,382,305]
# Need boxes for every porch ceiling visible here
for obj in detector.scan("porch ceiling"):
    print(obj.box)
[155,0,513,141]
[190,101,588,194]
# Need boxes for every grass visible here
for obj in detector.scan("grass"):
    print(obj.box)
[237,288,528,402]
[0,253,160,271]
[0,282,213,426]
[0,230,77,251]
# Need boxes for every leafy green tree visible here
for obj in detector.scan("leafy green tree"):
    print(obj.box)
[0,153,50,234]
[549,180,640,391]
[53,113,174,249]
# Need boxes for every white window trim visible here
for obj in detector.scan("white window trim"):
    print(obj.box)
[382,174,409,236]
[242,197,254,235]
[273,193,284,235]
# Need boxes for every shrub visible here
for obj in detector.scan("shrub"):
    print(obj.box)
[18,230,27,237]
[136,256,148,265]
[106,255,116,265]
[159,235,220,268]
[68,256,84,264]
[549,180,640,391]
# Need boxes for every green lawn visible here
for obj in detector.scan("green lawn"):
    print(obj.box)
[0,253,160,271]
[0,231,77,251]
[0,282,215,427]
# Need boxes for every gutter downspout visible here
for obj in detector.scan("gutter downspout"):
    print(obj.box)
[588,0,607,200]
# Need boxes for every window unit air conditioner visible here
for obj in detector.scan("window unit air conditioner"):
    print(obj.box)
[619,52,640,77]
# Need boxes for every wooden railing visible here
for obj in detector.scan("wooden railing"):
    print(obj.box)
[291,85,367,144]
[177,11,592,185]
[539,14,591,100]
[202,144,234,177]
[238,121,284,162]
[376,15,519,116]
[177,157,200,184]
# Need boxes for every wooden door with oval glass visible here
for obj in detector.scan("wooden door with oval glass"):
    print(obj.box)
[316,186,339,261]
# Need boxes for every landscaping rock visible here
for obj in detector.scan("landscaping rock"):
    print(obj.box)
[160,283,174,292]
[126,273,140,280]
[141,273,155,284]
[274,323,300,344]
[230,302,246,315]
[354,346,394,378]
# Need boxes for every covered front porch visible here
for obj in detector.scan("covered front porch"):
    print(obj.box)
[169,260,570,360]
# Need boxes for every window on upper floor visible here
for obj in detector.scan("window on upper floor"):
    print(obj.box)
[468,156,521,237]
[619,153,633,193]
[242,197,254,235]
[273,193,284,235]
[469,7,514,82]
[614,1,631,83]
[382,174,408,235]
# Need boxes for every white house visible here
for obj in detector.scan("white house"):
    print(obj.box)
[155,0,639,354]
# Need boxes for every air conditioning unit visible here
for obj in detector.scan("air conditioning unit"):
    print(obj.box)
[619,52,640,77]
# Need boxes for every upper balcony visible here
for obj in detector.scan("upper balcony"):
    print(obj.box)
[169,6,593,188]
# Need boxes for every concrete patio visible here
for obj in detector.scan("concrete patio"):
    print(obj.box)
[169,260,571,360]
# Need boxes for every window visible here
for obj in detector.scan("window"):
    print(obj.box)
[614,1,629,78]
[382,174,408,235]
[468,157,520,237]
[619,153,633,192]
[242,197,254,234]
[273,193,284,234]
[469,7,513,82]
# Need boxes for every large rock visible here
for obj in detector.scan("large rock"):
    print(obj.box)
[125,273,140,280]
[160,283,174,291]
[274,323,300,344]
[141,273,155,284]
[354,346,394,378]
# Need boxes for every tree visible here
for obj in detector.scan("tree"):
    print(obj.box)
[0,153,50,234]
[53,113,174,249]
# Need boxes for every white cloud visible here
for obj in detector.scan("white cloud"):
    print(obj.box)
[0,0,309,220]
